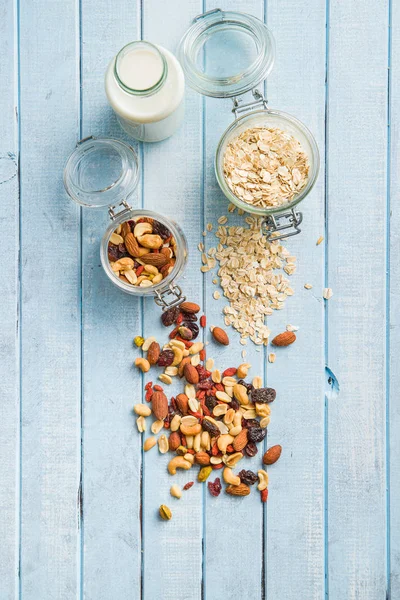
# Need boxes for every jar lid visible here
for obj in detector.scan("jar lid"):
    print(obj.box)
[63,137,139,208]
[177,9,275,99]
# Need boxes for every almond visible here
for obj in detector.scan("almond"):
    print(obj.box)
[271,331,296,346]
[168,431,181,451]
[121,222,131,238]
[160,247,173,259]
[147,341,160,365]
[151,390,168,420]
[124,232,142,257]
[160,261,175,277]
[212,326,230,346]
[263,444,282,465]
[180,302,200,314]
[140,253,169,268]
[184,363,199,385]
[232,428,248,452]
[195,451,211,466]
[226,483,250,497]
[176,393,189,415]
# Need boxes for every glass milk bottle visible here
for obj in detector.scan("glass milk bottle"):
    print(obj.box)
[105,41,185,142]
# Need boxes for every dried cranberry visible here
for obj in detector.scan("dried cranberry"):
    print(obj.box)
[202,419,220,437]
[183,321,199,339]
[161,306,180,327]
[250,387,276,404]
[181,312,198,322]
[247,427,267,443]
[108,244,119,262]
[196,365,211,381]
[152,220,171,240]
[183,481,194,491]
[243,442,258,457]
[238,469,258,486]
[208,477,222,497]
[205,396,218,412]
[157,349,174,367]
[197,380,213,390]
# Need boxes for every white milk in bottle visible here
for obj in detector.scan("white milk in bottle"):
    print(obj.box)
[105,41,185,142]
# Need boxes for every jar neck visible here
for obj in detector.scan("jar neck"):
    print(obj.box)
[114,41,168,97]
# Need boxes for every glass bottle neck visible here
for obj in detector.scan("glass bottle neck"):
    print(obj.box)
[114,41,168,97]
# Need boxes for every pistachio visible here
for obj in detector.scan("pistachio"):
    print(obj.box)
[159,504,172,520]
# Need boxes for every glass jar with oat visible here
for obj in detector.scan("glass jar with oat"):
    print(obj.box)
[64,136,187,309]
[178,9,319,240]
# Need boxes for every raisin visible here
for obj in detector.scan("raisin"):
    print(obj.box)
[238,469,258,486]
[181,312,198,322]
[118,243,129,258]
[184,321,199,339]
[157,349,174,367]
[243,442,258,457]
[230,398,240,411]
[202,419,220,437]
[242,418,259,429]
[208,477,222,497]
[250,387,276,404]
[161,306,180,327]
[183,481,194,491]
[152,220,171,240]
[108,244,119,262]
[247,427,267,443]
[205,396,218,412]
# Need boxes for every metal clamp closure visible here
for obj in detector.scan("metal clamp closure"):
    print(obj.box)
[193,8,222,22]
[232,89,268,118]
[261,209,303,241]
[108,199,132,221]
[154,284,186,310]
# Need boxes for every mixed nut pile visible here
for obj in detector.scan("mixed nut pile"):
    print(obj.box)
[108,216,178,287]
[133,302,283,518]
[223,127,309,209]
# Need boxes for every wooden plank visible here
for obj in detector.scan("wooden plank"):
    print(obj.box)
[390,1,400,596]
[265,2,326,599]
[18,0,81,597]
[80,1,143,599]
[327,0,388,598]
[202,2,265,598]
[140,2,203,599]
[0,0,19,598]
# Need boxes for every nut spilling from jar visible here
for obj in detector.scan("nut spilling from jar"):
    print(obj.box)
[223,127,309,209]
[108,217,177,287]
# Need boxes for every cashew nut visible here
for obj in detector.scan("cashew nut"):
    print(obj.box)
[223,467,241,486]
[171,346,183,366]
[217,434,234,453]
[257,469,269,491]
[224,452,243,468]
[170,339,185,351]
[135,357,150,373]
[168,456,193,475]
[180,423,202,436]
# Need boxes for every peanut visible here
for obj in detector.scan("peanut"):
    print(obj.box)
[170,485,182,499]
[143,436,157,452]
[134,403,151,417]
[136,416,146,433]
[217,434,234,453]
[237,363,251,378]
[158,434,169,454]
[151,420,164,435]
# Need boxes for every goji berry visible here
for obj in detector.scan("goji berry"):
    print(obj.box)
[145,381,153,390]
[212,463,224,470]
[170,397,177,412]
[196,390,206,400]
[223,367,237,377]
[169,325,180,339]
[200,315,206,328]
[176,313,183,325]
[153,384,163,392]
[186,448,195,455]
[215,383,224,392]
[164,421,170,429]
[226,444,234,453]
[189,411,203,422]
[152,249,160,253]
[183,481,194,491]
[136,265,144,276]
[180,434,187,446]
[145,389,153,402]
[261,488,268,503]
[211,443,219,456]
[200,400,211,417]
[174,336,193,348]
[199,349,206,361]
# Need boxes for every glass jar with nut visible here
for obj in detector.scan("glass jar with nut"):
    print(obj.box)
[64,136,187,308]
[178,9,319,240]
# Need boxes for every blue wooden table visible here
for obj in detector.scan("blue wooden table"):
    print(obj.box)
[1,0,399,598]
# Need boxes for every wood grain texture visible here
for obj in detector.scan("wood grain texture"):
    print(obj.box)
[202,2,265,598]
[265,1,326,598]
[327,0,389,598]
[0,0,19,598]
[80,0,142,598]
[140,2,203,598]
[18,0,81,597]
[390,0,400,596]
